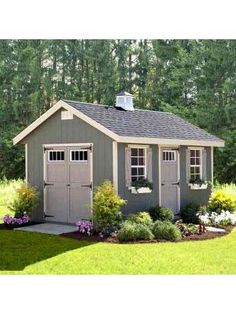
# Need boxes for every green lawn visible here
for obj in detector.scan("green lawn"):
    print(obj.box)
[0,228,236,274]
[1,180,236,274]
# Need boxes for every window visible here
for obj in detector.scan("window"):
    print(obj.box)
[190,149,202,181]
[70,150,88,162]
[131,148,146,182]
[48,150,65,162]
[163,150,176,162]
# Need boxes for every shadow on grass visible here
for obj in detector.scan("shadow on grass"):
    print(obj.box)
[0,230,94,271]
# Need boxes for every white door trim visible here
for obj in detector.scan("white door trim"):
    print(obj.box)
[43,143,93,222]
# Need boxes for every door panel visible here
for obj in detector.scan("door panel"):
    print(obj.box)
[44,145,92,224]
[161,148,180,214]
[45,186,68,222]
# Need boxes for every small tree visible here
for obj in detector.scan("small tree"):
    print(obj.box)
[92,180,126,232]
[9,183,38,218]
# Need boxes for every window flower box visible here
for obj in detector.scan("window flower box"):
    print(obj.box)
[129,186,152,194]
[188,183,208,190]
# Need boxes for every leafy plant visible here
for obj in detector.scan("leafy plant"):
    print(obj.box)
[149,206,174,222]
[152,220,182,241]
[92,180,126,232]
[131,179,153,191]
[208,190,236,214]
[117,221,154,242]
[126,211,153,226]
[9,183,38,217]
[180,203,200,224]
[175,219,198,237]
[189,178,208,186]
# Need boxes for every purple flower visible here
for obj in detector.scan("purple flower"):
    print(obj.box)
[75,220,93,236]
[3,214,30,225]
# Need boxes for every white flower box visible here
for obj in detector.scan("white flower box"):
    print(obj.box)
[188,183,208,190]
[129,187,152,194]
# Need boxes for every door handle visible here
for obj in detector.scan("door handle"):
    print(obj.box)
[172,182,180,186]
[44,182,54,187]
[161,183,165,186]
[81,183,93,189]
[67,184,70,187]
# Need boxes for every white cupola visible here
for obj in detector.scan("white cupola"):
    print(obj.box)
[115,91,134,111]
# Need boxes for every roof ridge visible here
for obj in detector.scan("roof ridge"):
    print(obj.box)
[63,99,172,114]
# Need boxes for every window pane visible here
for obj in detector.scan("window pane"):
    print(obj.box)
[131,168,137,176]
[139,157,144,165]
[131,176,138,182]
[131,157,138,166]
[138,168,144,176]
[190,157,196,165]
[84,151,88,161]
[190,150,195,157]
[195,157,200,165]
[196,150,200,157]
[131,148,138,156]
[138,149,144,156]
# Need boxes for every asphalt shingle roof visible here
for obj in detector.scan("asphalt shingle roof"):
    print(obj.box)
[64,100,223,143]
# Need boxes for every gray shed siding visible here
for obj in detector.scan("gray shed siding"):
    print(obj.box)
[23,109,113,221]
[118,144,212,215]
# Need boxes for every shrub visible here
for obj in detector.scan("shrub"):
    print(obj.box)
[126,211,153,226]
[175,219,198,237]
[149,206,174,222]
[9,183,38,217]
[92,180,126,232]
[208,190,236,214]
[180,203,200,224]
[75,220,93,235]
[117,221,154,241]
[152,220,182,241]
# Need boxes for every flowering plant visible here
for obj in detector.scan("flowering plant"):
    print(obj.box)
[198,210,236,227]
[75,220,93,236]
[3,214,30,225]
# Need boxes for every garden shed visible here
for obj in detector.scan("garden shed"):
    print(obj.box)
[13,92,224,223]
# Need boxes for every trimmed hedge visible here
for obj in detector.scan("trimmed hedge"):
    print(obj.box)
[117,221,154,242]
[152,220,182,241]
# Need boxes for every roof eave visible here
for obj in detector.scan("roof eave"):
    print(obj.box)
[117,136,225,147]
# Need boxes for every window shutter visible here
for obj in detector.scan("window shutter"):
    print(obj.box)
[186,148,190,182]
[146,148,152,182]
[125,147,131,187]
[202,149,207,180]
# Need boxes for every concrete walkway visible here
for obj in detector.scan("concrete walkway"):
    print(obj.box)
[15,223,78,235]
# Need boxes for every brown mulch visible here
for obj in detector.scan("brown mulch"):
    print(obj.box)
[0,222,40,230]
[61,225,235,244]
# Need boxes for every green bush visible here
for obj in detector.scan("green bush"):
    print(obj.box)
[117,221,154,242]
[152,220,182,241]
[126,211,153,226]
[180,203,200,224]
[9,183,38,217]
[92,180,126,232]
[149,206,174,222]
[208,190,236,214]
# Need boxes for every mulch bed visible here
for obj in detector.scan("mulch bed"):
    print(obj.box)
[61,225,235,244]
[0,222,40,230]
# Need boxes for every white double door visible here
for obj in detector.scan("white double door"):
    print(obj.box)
[44,145,92,223]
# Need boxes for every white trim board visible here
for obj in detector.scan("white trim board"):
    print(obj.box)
[13,99,225,148]
[112,141,118,193]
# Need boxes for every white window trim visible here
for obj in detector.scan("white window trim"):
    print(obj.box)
[69,150,89,163]
[48,150,65,162]
[129,146,148,182]
[189,148,203,180]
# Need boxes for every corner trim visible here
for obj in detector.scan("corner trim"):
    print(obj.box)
[112,141,118,193]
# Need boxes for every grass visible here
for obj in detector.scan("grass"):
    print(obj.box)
[0,180,236,274]
[0,228,236,274]
[0,179,23,218]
